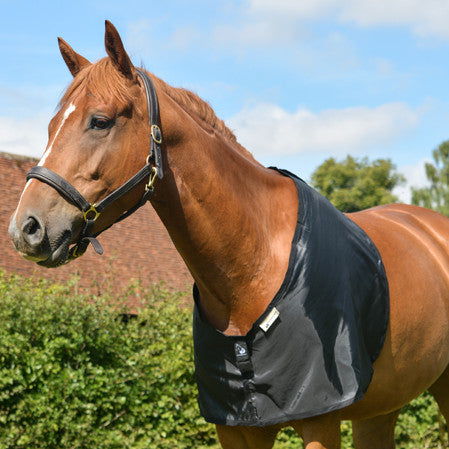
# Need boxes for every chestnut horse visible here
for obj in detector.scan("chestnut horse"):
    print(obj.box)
[9,21,449,448]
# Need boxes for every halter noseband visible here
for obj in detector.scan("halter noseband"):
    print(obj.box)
[26,68,163,263]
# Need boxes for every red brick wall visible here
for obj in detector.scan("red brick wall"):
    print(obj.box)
[0,152,192,293]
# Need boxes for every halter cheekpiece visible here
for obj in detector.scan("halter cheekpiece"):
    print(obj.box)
[26,68,163,263]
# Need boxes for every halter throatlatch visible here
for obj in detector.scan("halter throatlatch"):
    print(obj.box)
[26,68,163,263]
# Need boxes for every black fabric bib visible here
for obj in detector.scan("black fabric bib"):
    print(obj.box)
[193,169,389,426]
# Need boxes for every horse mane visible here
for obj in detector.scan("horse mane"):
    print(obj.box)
[151,74,236,141]
[60,58,256,161]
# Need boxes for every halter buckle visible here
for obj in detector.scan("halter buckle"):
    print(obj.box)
[83,204,100,222]
[151,124,162,144]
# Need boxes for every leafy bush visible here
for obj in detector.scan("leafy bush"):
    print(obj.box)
[0,270,215,448]
[396,391,447,449]
[0,270,445,448]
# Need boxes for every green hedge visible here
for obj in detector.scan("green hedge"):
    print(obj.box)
[0,271,215,448]
[0,270,445,448]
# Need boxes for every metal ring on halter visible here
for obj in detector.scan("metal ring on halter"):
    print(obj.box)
[83,205,101,222]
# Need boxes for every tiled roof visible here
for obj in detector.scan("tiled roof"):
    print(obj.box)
[0,152,192,294]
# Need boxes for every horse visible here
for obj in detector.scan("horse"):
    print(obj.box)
[8,21,449,449]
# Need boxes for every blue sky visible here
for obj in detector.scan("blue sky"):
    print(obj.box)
[2,0,449,202]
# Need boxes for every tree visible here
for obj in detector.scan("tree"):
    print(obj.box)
[311,155,405,213]
[411,140,449,217]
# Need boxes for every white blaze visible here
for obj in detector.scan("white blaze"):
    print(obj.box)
[12,102,76,225]
[38,102,76,167]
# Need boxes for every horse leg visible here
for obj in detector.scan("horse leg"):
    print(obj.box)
[429,367,449,442]
[215,424,278,449]
[293,413,342,449]
[352,410,401,449]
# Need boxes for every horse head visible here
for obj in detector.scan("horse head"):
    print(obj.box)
[9,21,157,267]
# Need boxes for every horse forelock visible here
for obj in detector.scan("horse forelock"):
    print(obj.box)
[59,58,141,113]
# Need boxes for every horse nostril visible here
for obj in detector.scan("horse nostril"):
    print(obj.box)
[22,216,44,247]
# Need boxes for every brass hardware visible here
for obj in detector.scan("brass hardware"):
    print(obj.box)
[151,124,162,144]
[145,166,158,192]
[83,204,100,222]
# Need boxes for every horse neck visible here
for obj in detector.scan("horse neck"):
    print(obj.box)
[151,91,298,335]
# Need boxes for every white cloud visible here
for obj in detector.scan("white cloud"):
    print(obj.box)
[245,0,449,41]
[339,0,449,39]
[228,102,420,157]
[0,113,49,159]
[394,158,430,203]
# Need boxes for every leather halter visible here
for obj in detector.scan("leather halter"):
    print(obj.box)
[26,68,163,263]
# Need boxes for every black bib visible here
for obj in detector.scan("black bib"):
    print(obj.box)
[193,169,389,426]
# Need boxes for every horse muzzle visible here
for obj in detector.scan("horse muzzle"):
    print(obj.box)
[9,211,74,268]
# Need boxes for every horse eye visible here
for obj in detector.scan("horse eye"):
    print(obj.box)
[90,116,112,130]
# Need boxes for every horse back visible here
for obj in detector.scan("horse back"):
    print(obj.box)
[348,203,449,287]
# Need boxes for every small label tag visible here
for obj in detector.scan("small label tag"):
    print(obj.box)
[259,307,279,332]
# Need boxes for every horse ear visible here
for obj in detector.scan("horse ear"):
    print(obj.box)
[58,37,91,77]
[104,20,135,80]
